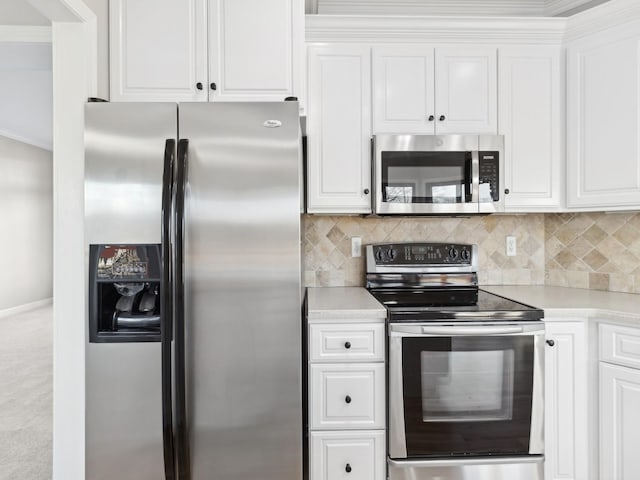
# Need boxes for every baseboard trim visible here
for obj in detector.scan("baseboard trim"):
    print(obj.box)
[0,297,53,319]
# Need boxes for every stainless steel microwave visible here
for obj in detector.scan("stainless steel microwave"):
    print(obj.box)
[373,135,504,215]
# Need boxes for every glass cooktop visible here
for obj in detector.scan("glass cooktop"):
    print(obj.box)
[368,288,543,322]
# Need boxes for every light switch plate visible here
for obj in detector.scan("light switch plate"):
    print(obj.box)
[351,237,362,257]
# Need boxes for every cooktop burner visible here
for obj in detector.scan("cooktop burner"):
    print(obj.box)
[365,242,544,322]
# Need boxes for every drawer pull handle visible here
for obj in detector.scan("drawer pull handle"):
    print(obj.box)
[344,341,351,349]
[345,395,352,404]
[546,339,555,347]
[345,464,352,473]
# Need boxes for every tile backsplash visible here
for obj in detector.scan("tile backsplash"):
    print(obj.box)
[303,215,545,287]
[303,212,640,294]
[545,212,640,293]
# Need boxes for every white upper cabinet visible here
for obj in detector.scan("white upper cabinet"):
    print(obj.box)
[567,23,640,209]
[372,46,497,134]
[372,47,435,134]
[208,0,303,103]
[110,0,303,104]
[499,46,564,211]
[434,47,497,134]
[110,0,208,102]
[306,45,372,214]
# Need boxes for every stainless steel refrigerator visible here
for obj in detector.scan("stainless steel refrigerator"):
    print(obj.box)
[84,102,302,480]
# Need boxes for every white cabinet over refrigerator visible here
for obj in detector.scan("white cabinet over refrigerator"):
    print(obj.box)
[110,0,303,104]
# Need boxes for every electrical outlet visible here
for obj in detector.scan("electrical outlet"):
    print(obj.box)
[351,237,362,257]
[506,236,517,257]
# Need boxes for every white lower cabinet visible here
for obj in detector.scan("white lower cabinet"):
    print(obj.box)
[310,430,385,480]
[308,320,385,480]
[599,322,640,480]
[544,320,588,480]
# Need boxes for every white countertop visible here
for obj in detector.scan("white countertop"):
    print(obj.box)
[306,287,387,321]
[307,285,640,325]
[482,285,640,323]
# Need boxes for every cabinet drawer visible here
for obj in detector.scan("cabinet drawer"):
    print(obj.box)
[310,430,385,480]
[600,323,640,369]
[309,324,385,363]
[310,363,385,430]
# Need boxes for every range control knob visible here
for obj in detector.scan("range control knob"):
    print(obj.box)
[376,249,384,261]
[388,248,396,260]
[448,247,458,260]
[461,248,471,261]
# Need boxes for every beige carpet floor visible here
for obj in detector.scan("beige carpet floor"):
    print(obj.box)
[0,305,52,479]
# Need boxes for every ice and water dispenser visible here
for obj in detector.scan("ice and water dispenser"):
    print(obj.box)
[89,244,162,342]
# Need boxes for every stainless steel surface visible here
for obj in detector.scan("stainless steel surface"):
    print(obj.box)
[388,456,544,480]
[179,102,302,480]
[86,343,165,480]
[85,103,176,480]
[529,332,545,454]
[389,322,545,336]
[388,332,407,458]
[85,103,177,245]
[365,244,478,275]
[373,134,504,215]
[387,322,545,460]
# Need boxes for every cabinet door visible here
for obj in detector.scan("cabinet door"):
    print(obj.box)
[499,46,564,211]
[307,45,372,214]
[208,0,303,103]
[600,362,640,480]
[110,0,208,102]
[309,363,385,430]
[544,321,588,480]
[372,47,435,134]
[310,431,385,480]
[434,47,497,134]
[567,28,640,208]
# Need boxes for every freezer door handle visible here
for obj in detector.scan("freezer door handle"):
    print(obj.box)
[161,139,176,480]
[174,138,191,480]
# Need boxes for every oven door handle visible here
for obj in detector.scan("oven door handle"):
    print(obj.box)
[420,325,524,335]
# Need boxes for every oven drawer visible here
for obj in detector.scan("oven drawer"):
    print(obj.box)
[600,323,640,369]
[309,323,385,363]
[309,363,385,430]
[310,430,385,480]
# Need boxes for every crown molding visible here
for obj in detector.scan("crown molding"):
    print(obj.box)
[306,15,567,44]
[0,26,51,43]
[545,0,609,17]
[317,0,545,16]
[565,0,640,41]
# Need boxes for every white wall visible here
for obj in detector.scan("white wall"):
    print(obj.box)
[0,135,53,312]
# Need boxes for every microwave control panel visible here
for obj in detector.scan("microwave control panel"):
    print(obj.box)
[479,151,500,202]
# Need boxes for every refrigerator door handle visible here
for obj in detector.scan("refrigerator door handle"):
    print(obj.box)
[161,139,176,480]
[174,138,191,480]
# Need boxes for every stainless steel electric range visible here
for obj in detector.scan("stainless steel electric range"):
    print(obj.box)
[366,242,545,480]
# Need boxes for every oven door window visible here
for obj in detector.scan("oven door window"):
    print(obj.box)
[402,336,534,457]
[381,151,472,204]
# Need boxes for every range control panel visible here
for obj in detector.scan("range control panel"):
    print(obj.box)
[370,242,475,266]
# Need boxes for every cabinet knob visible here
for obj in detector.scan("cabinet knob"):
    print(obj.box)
[284,96,298,101]
[210,82,217,91]
[364,189,370,195]
[345,395,352,404]
[345,464,352,473]
[196,82,203,90]
[439,115,446,121]
[428,115,435,121]
[546,339,555,347]
[504,188,510,195]
[344,341,351,349]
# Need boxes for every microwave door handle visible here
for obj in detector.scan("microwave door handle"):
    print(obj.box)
[421,326,524,336]
[471,150,480,204]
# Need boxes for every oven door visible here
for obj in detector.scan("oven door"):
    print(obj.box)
[374,135,479,215]
[388,322,544,459]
